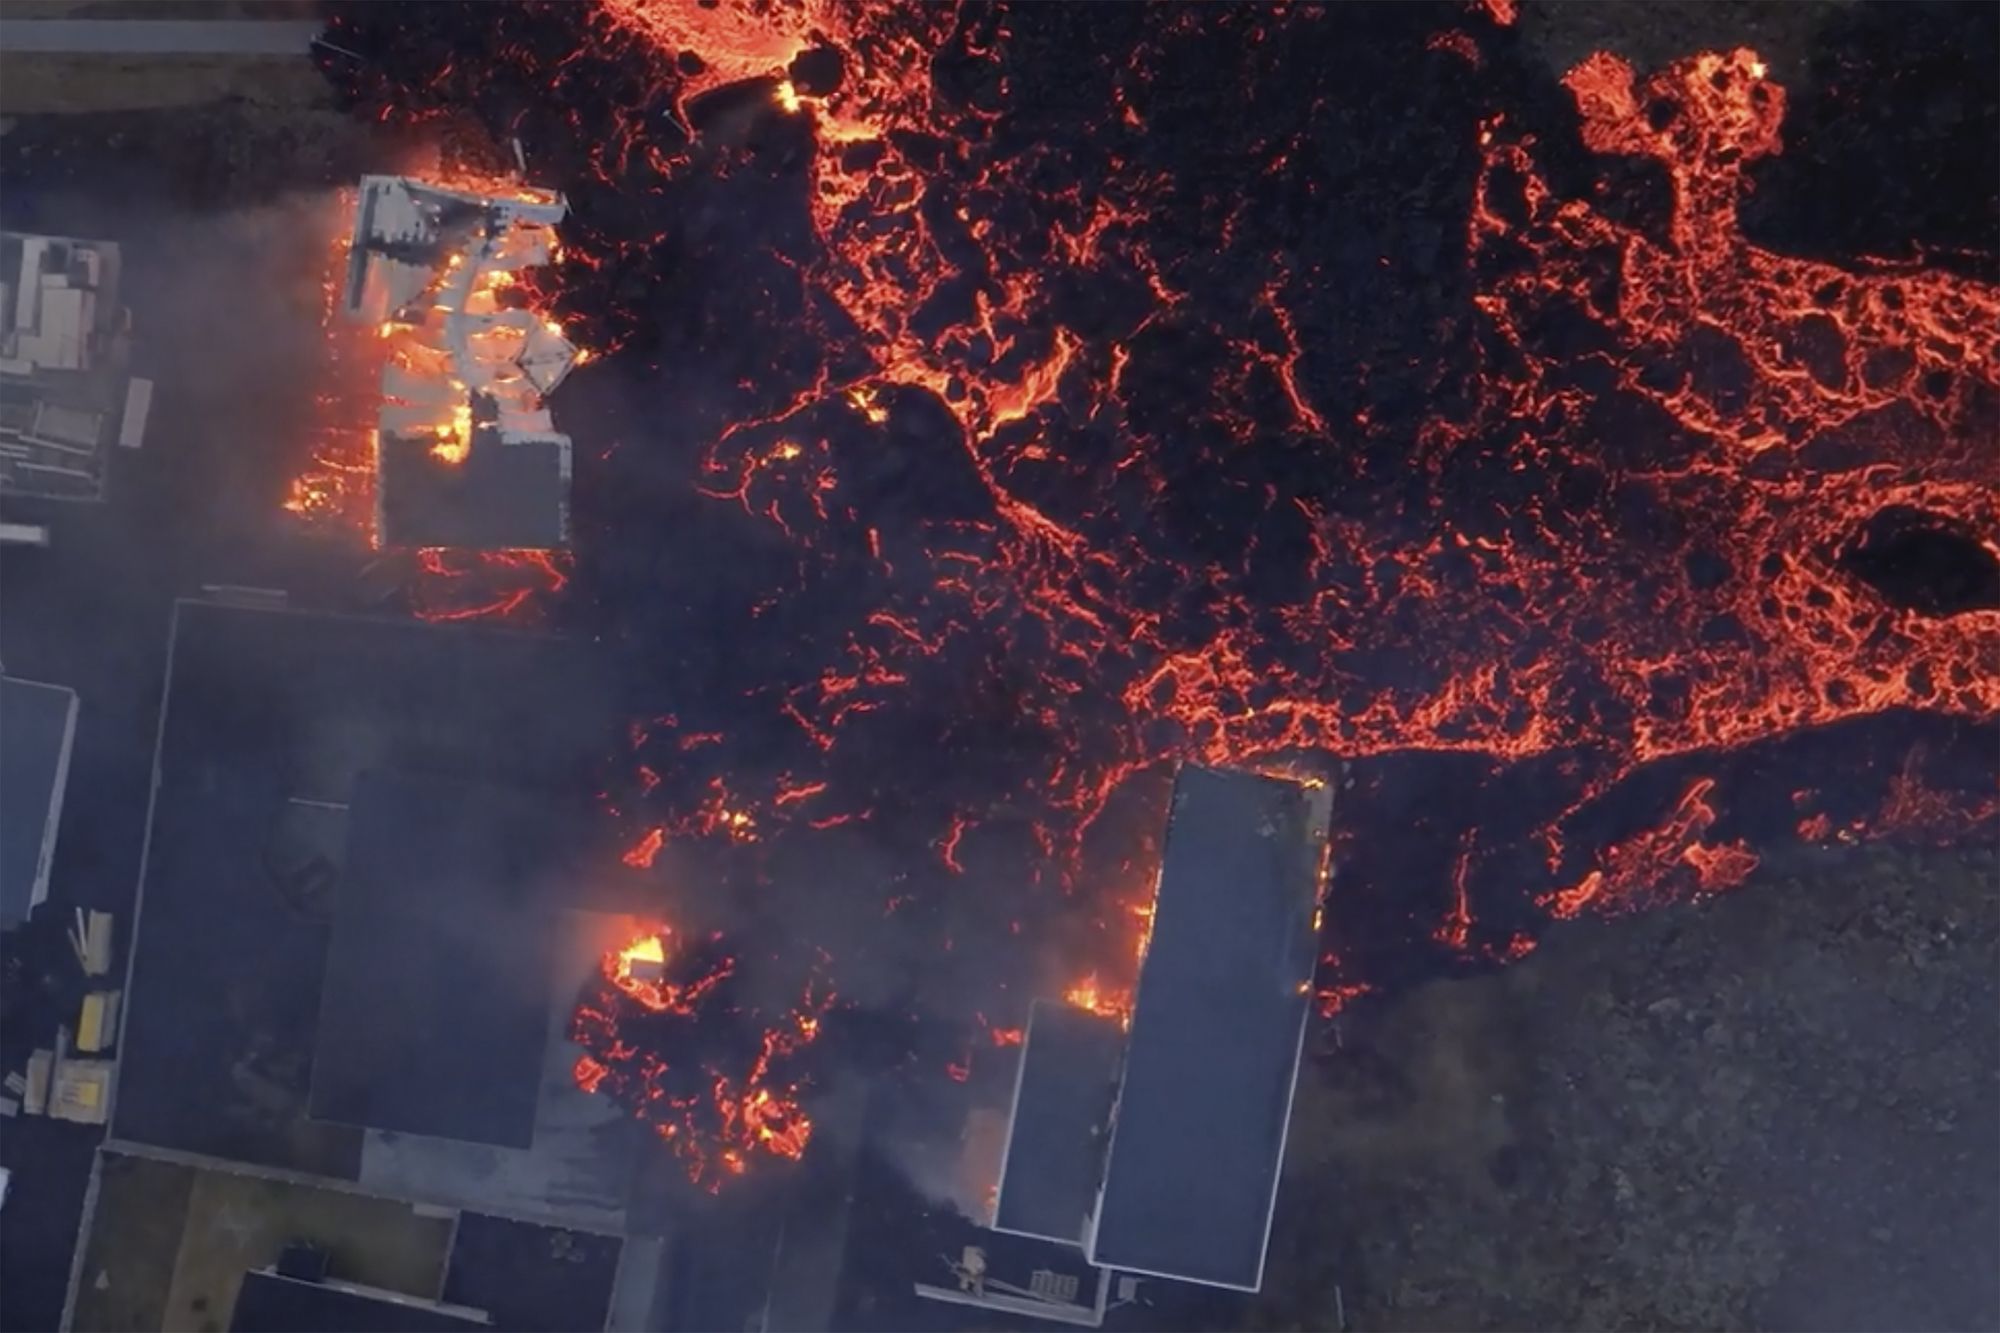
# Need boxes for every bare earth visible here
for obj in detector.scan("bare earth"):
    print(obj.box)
[1256,843,2000,1332]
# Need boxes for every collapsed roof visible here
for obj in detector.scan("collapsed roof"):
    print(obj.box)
[343,175,576,550]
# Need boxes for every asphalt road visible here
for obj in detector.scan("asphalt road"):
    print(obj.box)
[0,19,320,56]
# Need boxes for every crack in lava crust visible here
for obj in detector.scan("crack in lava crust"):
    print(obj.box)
[594,13,1999,853]
[316,0,2000,1185]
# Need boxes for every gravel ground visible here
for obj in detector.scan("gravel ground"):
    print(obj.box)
[1254,842,1999,1332]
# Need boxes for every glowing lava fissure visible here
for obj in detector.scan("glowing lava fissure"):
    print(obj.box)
[317,0,1999,1175]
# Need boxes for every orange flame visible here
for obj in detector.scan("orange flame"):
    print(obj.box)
[602,927,735,1015]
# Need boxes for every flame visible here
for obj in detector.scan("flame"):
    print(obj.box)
[1064,972,1131,1028]
[620,932,666,969]
[429,401,475,464]
[601,927,737,1016]
[283,176,584,625]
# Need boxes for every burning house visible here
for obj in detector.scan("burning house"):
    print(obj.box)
[988,765,1332,1293]
[341,174,577,550]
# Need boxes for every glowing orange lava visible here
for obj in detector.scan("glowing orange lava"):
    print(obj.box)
[320,3,1998,1180]
[570,925,833,1188]
[1539,778,1759,919]
[284,174,579,625]
[603,927,735,1015]
[595,13,1995,925]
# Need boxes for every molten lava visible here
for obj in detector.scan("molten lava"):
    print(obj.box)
[570,8,1997,922]
[570,924,832,1189]
[606,928,736,1015]
[311,0,1999,1181]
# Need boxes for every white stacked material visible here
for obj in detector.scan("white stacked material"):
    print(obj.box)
[1,233,118,373]
[1,231,134,500]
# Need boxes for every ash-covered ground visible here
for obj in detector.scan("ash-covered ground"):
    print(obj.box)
[1258,843,2000,1332]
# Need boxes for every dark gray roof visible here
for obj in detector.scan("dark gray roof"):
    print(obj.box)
[1087,765,1328,1290]
[113,601,613,1175]
[441,1213,622,1333]
[307,768,567,1148]
[377,433,568,550]
[230,1271,488,1332]
[0,675,76,929]
[993,1000,1125,1245]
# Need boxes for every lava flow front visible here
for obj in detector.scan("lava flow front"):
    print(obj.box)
[572,925,832,1189]
[310,0,2000,1190]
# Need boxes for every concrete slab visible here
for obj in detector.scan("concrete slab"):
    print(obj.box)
[356,911,636,1232]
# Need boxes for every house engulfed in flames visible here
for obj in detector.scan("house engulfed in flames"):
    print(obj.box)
[340,175,576,550]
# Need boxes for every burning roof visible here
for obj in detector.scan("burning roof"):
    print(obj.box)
[343,175,577,550]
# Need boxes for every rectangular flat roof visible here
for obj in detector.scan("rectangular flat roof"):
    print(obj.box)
[114,600,613,1174]
[992,1000,1125,1246]
[230,1271,489,1333]
[377,433,568,551]
[1086,765,1329,1290]
[308,769,566,1148]
[0,675,77,928]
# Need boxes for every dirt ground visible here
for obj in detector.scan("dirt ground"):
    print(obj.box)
[1254,843,2000,1332]
[0,57,325,118]
[159,1165,452,1332]
[68,1154,196,1333]
[0,2,327,117]
[69,1150,454,1333]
